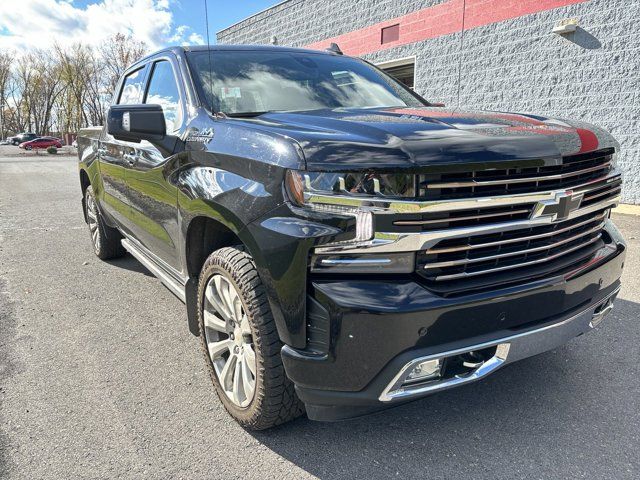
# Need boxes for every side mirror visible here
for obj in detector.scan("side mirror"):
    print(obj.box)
[107,104,166,143]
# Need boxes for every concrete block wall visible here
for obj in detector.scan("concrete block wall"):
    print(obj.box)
[217,0,640,203]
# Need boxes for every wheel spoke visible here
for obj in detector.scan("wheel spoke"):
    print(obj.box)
[243,345,256,376]
[208,338,233,359]
[239,315,251,336]
[233,295,243,324]
[203,309,226,333]
[206,279,232,322]
[232,357,243,404]
[220,353,237,391]
[241,354,255,400]
[219,276,236,319]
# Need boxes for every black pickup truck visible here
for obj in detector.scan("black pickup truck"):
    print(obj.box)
[77,45,625,429]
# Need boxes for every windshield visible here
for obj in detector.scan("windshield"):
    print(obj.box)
[186,50,427,115]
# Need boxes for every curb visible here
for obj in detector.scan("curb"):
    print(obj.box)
[613,204,640,216]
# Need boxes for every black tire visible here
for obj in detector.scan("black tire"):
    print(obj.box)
[198,247,305,430]
[84,185,125,260]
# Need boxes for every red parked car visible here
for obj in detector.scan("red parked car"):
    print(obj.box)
[19,137,63,150]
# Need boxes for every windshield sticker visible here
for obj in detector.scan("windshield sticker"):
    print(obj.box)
[220,87,242,99]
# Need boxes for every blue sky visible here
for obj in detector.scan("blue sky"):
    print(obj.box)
[172,0,281,41]
[0,0,282,51]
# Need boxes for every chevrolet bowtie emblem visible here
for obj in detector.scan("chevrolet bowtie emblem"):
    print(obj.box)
[532,190,583,222]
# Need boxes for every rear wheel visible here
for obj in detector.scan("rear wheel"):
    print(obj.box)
[198,247,305,430]
[84,185,125,260]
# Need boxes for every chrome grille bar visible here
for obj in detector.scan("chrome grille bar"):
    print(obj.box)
[425,162,612,189]
[426,212,607,254]
[424,221,605,269]
[433,234,603,281]
[306,170,621,215]
[582,184,622,203]
[393,208,531,226]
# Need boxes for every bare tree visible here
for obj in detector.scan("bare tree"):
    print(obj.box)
[20,50,65,134]
[0,52,12,138]
[56,43,104,131]
[99,33,147,102]
[2,33,148,137]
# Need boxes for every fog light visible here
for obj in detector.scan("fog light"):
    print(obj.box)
[405,359,441,384]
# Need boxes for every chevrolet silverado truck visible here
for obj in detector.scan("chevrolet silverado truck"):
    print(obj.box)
[77,45,625,430]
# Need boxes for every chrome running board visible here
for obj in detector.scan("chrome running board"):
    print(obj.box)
[121,237,186,303]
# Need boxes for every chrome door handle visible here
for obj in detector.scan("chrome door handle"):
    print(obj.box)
[123,153,139,165]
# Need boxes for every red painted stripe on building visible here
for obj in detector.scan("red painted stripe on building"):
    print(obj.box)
[305,0,588,56]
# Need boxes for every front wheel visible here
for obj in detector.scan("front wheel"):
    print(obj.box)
[198,247,305,430]
[84,185,125,260]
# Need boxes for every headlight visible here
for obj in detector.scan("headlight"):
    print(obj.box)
[286,170,414,244]
[286,170,415,203]
[285,170,416,273]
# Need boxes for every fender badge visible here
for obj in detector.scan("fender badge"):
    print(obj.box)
[186,128,215,143]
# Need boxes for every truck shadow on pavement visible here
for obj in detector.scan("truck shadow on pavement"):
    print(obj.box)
[105,253,154,278]
[249,297,639,479]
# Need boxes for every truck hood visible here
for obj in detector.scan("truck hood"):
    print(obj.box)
[238,107,617,171]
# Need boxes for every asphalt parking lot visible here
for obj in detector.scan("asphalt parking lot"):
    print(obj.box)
[1,148,639,479]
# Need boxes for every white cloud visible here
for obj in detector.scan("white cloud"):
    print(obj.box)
[0,0,201,52]
[187,32,205,45]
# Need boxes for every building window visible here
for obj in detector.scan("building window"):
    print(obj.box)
[381,24,400,44]
[376,57,416,89]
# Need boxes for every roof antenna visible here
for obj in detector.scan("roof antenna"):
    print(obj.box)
[204,0,217,115]
[326,42,343,55]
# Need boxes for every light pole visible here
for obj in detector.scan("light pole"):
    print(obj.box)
[0,102,4,140]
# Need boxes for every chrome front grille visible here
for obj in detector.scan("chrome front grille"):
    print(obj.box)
[417,209,608,289]
[313,148,622,294]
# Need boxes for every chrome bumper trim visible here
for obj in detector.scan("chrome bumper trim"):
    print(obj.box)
[379,286,621,402]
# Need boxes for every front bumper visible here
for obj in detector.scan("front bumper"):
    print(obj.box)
[282,224,625,421]
[379,285,618,402]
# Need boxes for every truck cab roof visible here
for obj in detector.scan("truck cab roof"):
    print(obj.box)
[129,44,337,70]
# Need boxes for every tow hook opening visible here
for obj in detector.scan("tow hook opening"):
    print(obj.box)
[590,292,617,328]
[441,346,498,379]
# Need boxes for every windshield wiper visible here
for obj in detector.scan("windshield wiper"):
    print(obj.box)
[223,111,270,118]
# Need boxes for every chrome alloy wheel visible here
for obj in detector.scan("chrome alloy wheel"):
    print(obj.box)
[86,192,101,253]
[203,274,257,408]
